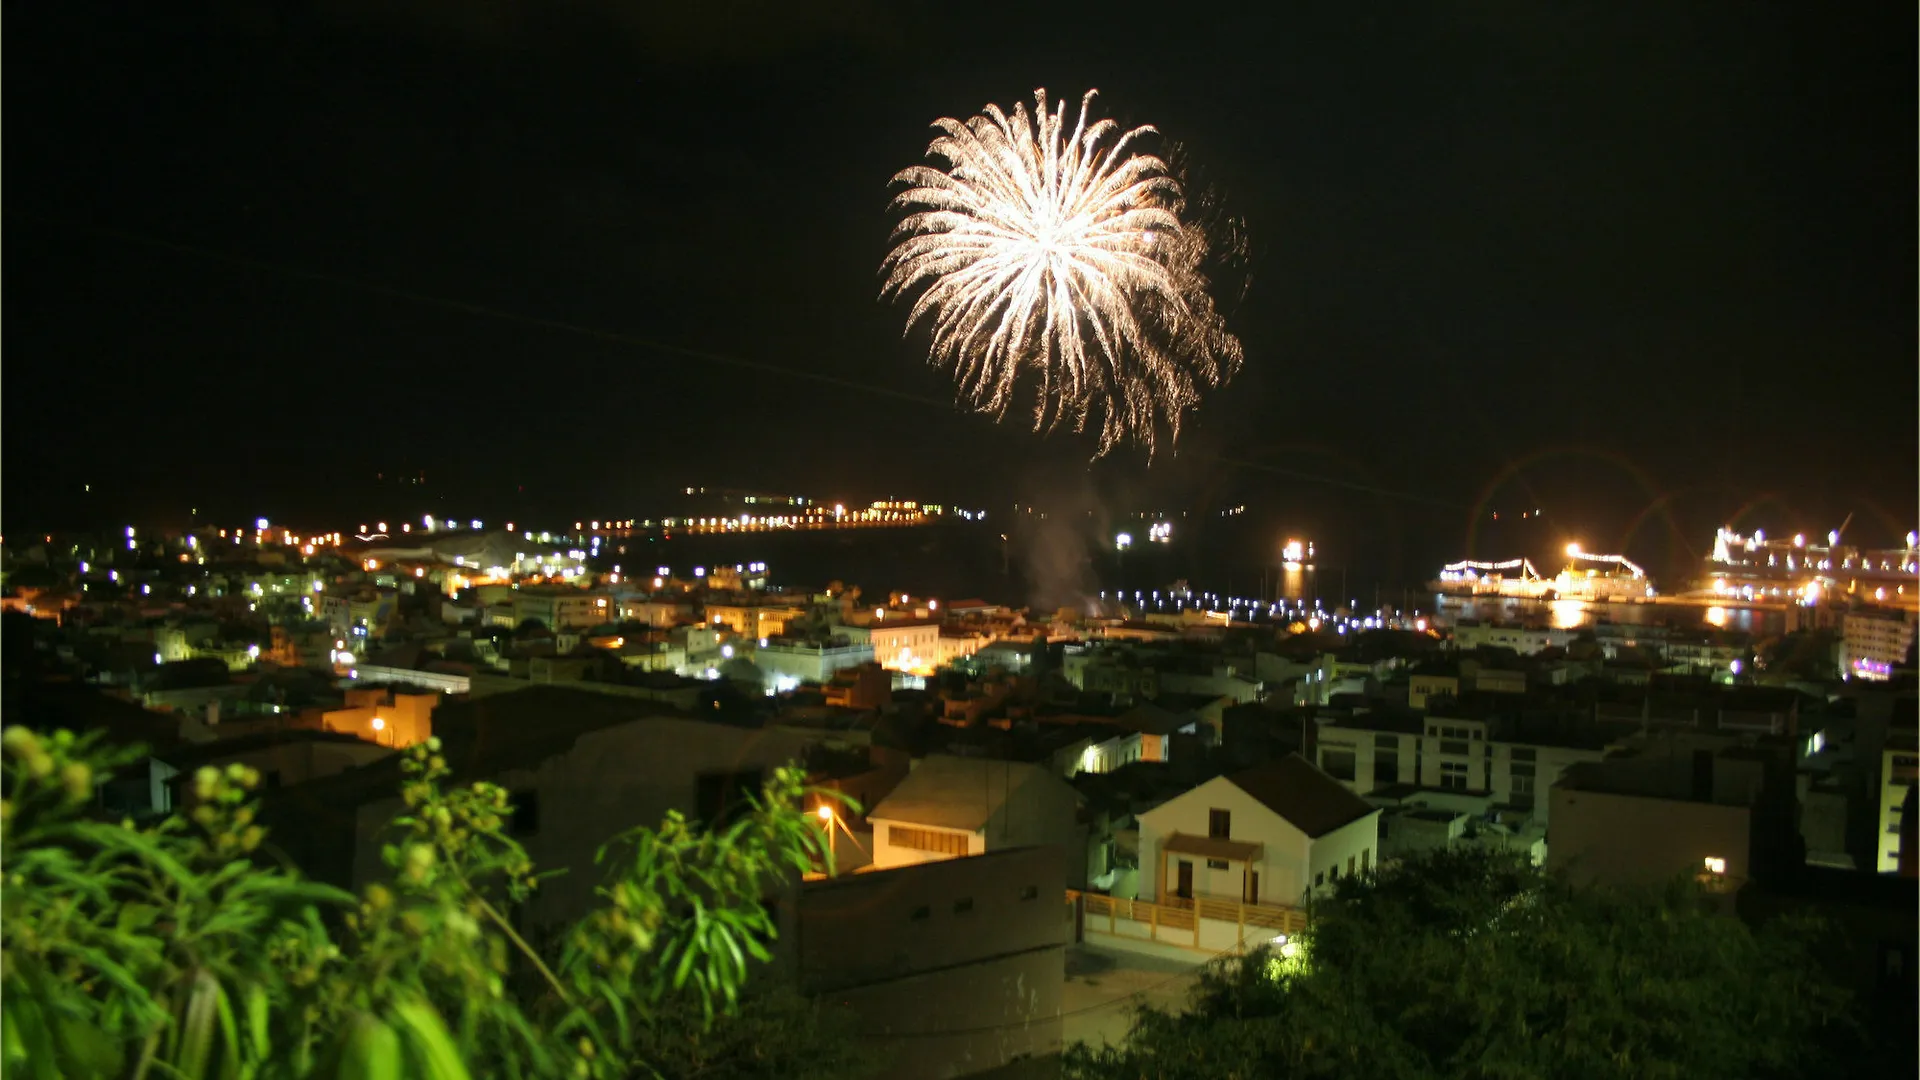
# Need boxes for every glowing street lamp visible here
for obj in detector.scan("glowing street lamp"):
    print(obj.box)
[817,804,837,867]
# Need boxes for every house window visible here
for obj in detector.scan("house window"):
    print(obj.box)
[1019,885,1039,901]
[1314,871,1325,887]
[1207,859,1230,870]
[953,897,975,915]
[1360,848,1370,872]
[1321,749,1357,782]
[1702,857,1726,876]
[909,905,930,921]
[1374,749,1399,784]
[508,791,540,836]
[889,825,970,856]
[1347,855,1356,876]
[1329,864,1340,881]
[1208,809,1231,838]
[1510,747,1536,762]
[1440,740,1470,756]
[1441,762,1470,790]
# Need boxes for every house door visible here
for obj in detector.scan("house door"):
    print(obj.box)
[1176,860,1194,899]
[1246,870,1260,905]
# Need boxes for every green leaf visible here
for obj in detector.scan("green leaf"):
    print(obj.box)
[388,998,472,1080]
[173,968,224,1079]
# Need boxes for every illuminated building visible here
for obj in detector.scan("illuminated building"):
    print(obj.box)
[514,586,611,630]
[1844,611,1917,682]
[1703,527,1917,606]
[839,617,940,675]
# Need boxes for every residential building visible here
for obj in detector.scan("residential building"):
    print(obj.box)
[1547,747,1770,900]
[1450,622,1572,656]
[1407,669,1459,711]
[757,636,874,689]
[1315,711,1613,823]
[868,755,1085,883]
[339,689,827,929]
[841,617,940,675]
[1136,754,1379,908]
[148,730,394,816]
[1879,721,1918,873]
[321,687,438,748]
[703,601,803,640]
[1846,611,1917,681]
[514,586,609,629]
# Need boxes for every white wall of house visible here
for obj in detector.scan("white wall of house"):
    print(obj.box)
[1137,778,1306,906]
[1305,813,1378,894]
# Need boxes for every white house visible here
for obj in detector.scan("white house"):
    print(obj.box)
[1136,754,1379,909]
[867,755,1086,883]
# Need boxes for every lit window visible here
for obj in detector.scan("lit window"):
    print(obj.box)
[1703,857,1726,875]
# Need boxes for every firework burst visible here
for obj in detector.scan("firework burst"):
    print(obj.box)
[883,88,1243,457]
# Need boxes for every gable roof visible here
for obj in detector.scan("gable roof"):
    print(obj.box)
[869,754,1080,832]
[1226,753,1376,838]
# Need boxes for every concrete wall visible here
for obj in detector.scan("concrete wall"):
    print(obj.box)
[789,845,1068,1080]
[1548,786,1751,891]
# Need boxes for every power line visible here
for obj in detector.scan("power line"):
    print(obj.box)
[30,217,1461,510]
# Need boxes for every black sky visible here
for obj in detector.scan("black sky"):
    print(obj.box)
[6,1,1915,571]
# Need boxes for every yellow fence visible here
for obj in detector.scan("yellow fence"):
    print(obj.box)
[1068,890,1307,949]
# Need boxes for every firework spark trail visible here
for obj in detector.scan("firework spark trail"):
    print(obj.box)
[883,88,1243,458]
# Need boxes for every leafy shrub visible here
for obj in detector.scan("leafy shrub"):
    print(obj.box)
[1,725,861,1079]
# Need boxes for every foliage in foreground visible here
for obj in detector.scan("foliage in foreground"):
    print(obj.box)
[1065,847,1854,1080]
[1,725,872,1079]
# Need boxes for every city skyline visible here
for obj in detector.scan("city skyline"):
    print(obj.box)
[5,2,1913,542]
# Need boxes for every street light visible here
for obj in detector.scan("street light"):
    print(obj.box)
[816,804,836,868]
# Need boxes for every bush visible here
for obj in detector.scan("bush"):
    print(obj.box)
[1,725,863,1079]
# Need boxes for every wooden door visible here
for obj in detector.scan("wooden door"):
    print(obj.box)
[1246,870,1260,905]
[1176,860,1194,899]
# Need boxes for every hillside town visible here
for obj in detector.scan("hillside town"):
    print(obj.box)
[5,522,1916,1077]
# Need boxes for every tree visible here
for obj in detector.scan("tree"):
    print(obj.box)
[1065,848,1853,1080]
[1,726,861,1079]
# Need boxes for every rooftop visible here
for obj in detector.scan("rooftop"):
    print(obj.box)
[1226,753,1377,838]
[869,754,1081,832]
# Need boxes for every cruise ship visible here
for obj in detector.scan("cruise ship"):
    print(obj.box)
[1431,544,1654,602]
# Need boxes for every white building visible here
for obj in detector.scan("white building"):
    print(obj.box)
[840,618,941,675]
[1451,622,1573,655]
[867,755,1085,883]
[1136,754,1379,908]
[1314,715,1613,824]
[754,637,873,689]
[1845,612,1917,681]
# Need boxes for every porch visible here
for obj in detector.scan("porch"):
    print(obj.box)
[1069,889,1307,955]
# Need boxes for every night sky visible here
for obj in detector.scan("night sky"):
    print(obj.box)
[6,2,1914,578]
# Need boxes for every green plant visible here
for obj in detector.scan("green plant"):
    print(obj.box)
[1,726,856,1079]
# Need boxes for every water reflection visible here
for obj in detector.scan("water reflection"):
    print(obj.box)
[1434,594,1783,635]
[1549,599,1586,630]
